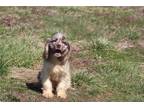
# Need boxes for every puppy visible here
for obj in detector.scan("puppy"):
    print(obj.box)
[39,32,71,99]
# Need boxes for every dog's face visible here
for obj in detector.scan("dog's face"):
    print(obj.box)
[43,33,70,61]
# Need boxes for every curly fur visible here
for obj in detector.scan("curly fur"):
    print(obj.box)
[39,32,71,99]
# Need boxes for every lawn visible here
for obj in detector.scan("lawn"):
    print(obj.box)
[0,7,144,101]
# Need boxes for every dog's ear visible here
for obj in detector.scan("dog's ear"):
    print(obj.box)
[67,42,70,51]
[43,40,50,59]
[64,41,71,53]
[62,41,71,58]
[67,42,71,56]
[60,41,71,65]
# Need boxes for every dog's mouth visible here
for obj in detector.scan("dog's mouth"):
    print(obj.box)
[54,47,68,58]
[54,49,62,57]
[49,40,70,58]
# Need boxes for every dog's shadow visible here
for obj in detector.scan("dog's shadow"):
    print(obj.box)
[26,82,57,95]
[26,71,42,93]
[26,82,42,93]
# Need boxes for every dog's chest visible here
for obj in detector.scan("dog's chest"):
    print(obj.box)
[49,65,65,82]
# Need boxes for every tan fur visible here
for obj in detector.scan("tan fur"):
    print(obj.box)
[39,33,71,99]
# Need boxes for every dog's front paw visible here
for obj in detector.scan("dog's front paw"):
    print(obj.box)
[42,90,54,98]
[57,90,67,99]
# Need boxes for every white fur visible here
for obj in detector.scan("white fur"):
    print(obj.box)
[40,59,71,99]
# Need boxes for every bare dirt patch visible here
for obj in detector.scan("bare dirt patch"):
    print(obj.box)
[1,15,20,27]
[95,91,113,101]
[9,64,42,82]
[70,40,94,69]
[115,38,134,51]
[137,38,144,48]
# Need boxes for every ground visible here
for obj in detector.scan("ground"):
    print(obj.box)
[0,7,144,101]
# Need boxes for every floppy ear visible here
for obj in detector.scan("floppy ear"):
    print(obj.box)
[64,41,71,53]
[43,40,50,59]
[62,41,71,59]
[60,42,71,65]
[67,42,71,57]
[67,42,71,52]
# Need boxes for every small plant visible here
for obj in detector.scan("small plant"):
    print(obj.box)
[90,37,112,51]
[72,71,96,88]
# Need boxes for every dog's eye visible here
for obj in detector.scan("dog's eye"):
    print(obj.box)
[51,39,58,42]
[63,41,68,45]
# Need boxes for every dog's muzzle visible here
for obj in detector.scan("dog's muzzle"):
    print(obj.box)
[50,40,68,58]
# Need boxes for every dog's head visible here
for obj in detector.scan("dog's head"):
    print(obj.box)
[43,32,70,62]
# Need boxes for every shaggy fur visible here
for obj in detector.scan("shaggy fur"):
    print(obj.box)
[39,32,71,99]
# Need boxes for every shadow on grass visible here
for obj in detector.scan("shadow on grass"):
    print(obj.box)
[26,82,42,93]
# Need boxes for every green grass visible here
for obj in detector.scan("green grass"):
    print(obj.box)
[0,34,42,75]
[0,7,144,101]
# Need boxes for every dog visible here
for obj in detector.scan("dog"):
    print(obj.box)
[38,32,71,99]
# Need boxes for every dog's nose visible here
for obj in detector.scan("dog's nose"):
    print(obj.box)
[57,44,61,48]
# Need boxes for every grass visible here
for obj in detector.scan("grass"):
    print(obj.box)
[0,36,42,75]
[0,7,144,101]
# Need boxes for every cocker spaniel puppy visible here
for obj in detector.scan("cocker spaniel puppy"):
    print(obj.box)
[38,32,71,99]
